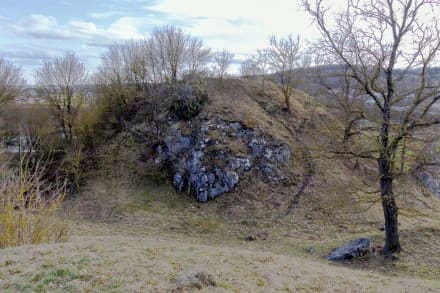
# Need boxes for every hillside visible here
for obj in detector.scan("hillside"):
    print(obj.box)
[1,177,440,292]
[2,79,440,292]
[2,228,439,292]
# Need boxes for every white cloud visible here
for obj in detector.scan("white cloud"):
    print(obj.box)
[0,0,323,81]
[24,14,58,29]
[90,11,123,19]
[0,14,153,45]
[147,0,318,56]
[108,17,145,39]
[0,14,64,40]
[69,21,100,35]
[0,48,52,62]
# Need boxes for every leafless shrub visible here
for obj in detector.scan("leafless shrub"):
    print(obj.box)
[0,153,69,248]
[0,58,25,106]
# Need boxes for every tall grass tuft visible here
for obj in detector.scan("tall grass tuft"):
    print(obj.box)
[0,156,69,249]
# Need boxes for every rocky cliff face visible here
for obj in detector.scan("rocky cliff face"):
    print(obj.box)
[154,117,292,202]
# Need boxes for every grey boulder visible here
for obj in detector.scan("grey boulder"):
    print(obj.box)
[327,238,371,261]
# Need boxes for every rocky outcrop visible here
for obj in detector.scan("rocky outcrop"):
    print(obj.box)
[327,238,371,261]
[416,142,440,198]
[418,171,440,198]
[155,117,292,202]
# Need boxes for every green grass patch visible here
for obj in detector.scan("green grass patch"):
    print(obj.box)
[31,268,89,292]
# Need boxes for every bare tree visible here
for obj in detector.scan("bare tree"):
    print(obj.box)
[305,0,440,254]
[254,49,271,91]
[0,58,25,106]
[150,25,189,84]
[98,40,151,90]
[97,25,211,88]
[185,37,211,80]
[98,43,127,87]
[35,52,87,144]
[266,35,302,111]
[240,58,259,78]
[122,40,150,89]
[213,49,234,80]
[316,63,366,146]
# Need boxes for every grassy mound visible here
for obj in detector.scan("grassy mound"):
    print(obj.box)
[2,78,439,291]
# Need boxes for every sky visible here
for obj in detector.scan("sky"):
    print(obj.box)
[0,0,318,83]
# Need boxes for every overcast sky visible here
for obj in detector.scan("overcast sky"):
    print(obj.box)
[0,0,318,83]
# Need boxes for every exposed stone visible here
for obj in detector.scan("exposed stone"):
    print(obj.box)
[419,171,440,198]
[305,246,315,254]
[255,230,269,240]
[245,231,269,241]
[155,117,292,202]
[416,142,440,198]
[173,172,185,192]
[175,271,217,290]
[327,238,371,261]
[245,233,257,241]
[164,133,193,156]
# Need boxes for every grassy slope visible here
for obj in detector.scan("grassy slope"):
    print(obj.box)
[1,177,439,292]
[1,79,440,292]
[2,235,439,292]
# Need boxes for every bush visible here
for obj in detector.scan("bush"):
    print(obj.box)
[0,129,17,147]
[169,83,208,120]
[0,157,69,249]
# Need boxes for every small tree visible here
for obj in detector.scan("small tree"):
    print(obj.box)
[98,42,129,87]
[213,49,234,80]
[122,40,150,89]
[305,0,440,254]
[240,58,259,78]
[254,49,270,91]
[185,36,212,80]
[266,35,302,111]
[35,52,87,145]
[0,58,25,106]
[98,40,152,90]
[99,26,210,86]
[150,25,189,84]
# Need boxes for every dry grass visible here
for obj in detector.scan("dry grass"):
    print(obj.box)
[0,168,439,291]
[1,232,439,292]
[0,161,69,249]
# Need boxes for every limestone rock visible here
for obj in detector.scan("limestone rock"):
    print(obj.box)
[327,238,371,261]
[416,142,440,198]
[156,117,292,202]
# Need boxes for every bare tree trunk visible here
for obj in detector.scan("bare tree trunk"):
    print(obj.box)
[378,104,401,254]
[285,95,290,111]
[171,69,177,85]
[66,98,73,145]
[379,169,401,254]
[61,120,68,143]
[283,87,291,112]
[54,109,68,144]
